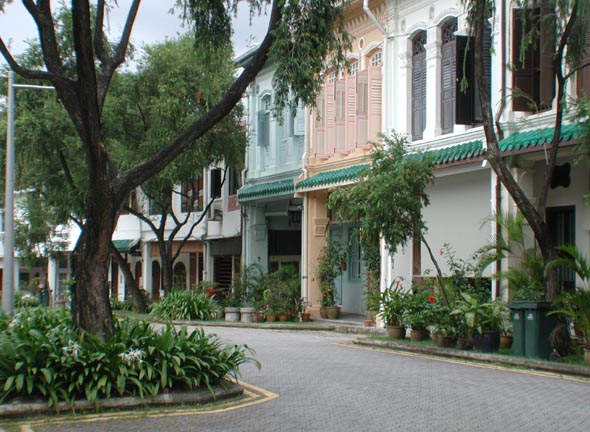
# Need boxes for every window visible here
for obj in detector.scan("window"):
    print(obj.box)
[228,167,240,196]
[371,51,382,67]
[412,31,427,141]
[456,21,492,125]
[328,71,336,84]
[181,177,202,213]
[288,102,305,137]
[441,19,457,134]
[512,4,555,111]
[210,168,222,199]
[577,18,590,96]
[349,61,358,76]
[257,94,271,147]
[547,206,575,292]
[348,232,362,281]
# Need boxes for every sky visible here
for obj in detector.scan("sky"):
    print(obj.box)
[0,1,269,68]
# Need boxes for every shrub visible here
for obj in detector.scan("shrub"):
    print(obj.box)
[150,290,217,321]
[15,291,40,308]
[0,308,257,408]
[110,297,133,311]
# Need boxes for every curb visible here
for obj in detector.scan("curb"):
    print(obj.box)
[353,338,590,379]
[0,381,243,418]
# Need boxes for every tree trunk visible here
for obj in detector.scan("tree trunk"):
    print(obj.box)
[71,212,117,338]
[471,1,562,302]
[110,246,149,313]
[160,246,175,294]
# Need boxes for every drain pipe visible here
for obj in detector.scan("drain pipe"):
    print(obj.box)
[363,0,386,35]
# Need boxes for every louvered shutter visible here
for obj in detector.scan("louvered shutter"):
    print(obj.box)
[577,18,590,96]
[368,66,382,143]
[512,8,539,111]
[335,80,345,151]
[441,41,456,134]
[455,36,473,125]
[412,52,426,140]
[357,70,368,147]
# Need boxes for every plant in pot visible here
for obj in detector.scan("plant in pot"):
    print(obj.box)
[428,296,458,348]
[369,282,408,339]
[316,242,346,319]
[547,244,590,363]
[452,292,508,353]
[404,290,433,341]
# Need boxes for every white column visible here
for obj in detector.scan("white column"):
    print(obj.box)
[424,25,442,140]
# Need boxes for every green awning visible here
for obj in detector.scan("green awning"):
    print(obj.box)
[411,140,485,165]
[295,164,369,191]
[112,239,138,253]
[238,178,295,203]
[499,123,582,152]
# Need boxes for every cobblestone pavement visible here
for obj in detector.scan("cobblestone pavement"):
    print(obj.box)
[32,327,590,432]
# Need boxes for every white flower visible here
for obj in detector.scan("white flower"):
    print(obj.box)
[61,340,82,361]
[119,348,145,368]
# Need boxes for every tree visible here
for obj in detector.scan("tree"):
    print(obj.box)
[0,0,350,337]
[328,134,435,296]
[112,36,246,294]
[464,0,590,300]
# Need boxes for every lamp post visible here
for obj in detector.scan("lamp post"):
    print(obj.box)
[2,71,54,314]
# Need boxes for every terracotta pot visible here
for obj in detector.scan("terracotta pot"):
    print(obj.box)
[457,337,473,351]
[386,325,406,340]
[279,313,289,322]
[266,314,277,323]
[436,335,457,348]
[410,329,428,342]
[325,305,341,319]
[500,335,513,350]
[364,319,372,327]
[301,312,311,322]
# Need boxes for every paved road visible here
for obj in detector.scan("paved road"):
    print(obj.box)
[33,327,590,432]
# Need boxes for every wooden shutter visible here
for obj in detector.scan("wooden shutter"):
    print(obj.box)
[539,1,555,109]
[577,18,590,96]
[512,8,538,111]
[441,41,456,134]
[257,111,269,147]
[325,83,335,155]
[335,80,345,151]
[210,169,222,199]
[357,70,368,147]
[473,24,492,123]
[369,66,382,143]
[346,74,356,150]
[412,51,426,140]
[455,35,473,125]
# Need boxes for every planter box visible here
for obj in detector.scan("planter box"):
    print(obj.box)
[224,307,240,322]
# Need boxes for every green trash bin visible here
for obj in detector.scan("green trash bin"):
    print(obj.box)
[37,288,49,307]
[509,301,556,359]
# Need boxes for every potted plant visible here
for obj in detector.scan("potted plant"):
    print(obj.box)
[316,242,346,319]
[404,291,433,341]
[546,245,590,362]
[369,282,409,339]
[452,292,508,353]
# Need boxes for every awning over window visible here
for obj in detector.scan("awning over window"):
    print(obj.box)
[238,178,295,203]
[498,123,581,152]
[112,238,140,254]
[295,164,369,192]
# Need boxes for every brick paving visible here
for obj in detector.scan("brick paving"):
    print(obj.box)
[34,327,590,432]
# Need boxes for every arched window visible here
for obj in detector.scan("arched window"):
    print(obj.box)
[151,261,160,301]
[257,94,271,147]
[370,51,382,67]
[174,262,187,290]
[412,31,427,141]
[441,18,458,135]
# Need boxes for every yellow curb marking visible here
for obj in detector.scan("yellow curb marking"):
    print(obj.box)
[13,381,278,429]
[338,342,590,384]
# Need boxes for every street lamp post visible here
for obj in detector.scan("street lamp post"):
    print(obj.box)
[2,71,54,314]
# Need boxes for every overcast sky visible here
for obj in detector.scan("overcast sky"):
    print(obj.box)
[0,1,269,68]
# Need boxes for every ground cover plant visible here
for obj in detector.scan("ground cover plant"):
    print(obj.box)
[150,290,217,321]
[0,308,257,409]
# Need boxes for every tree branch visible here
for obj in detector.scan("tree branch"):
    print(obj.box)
[97,0,141,110]
[93,0,108,64]
[0,37,63,82]
[115,0,282,197]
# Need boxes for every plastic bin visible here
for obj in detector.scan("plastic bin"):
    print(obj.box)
[508,301,556,359]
